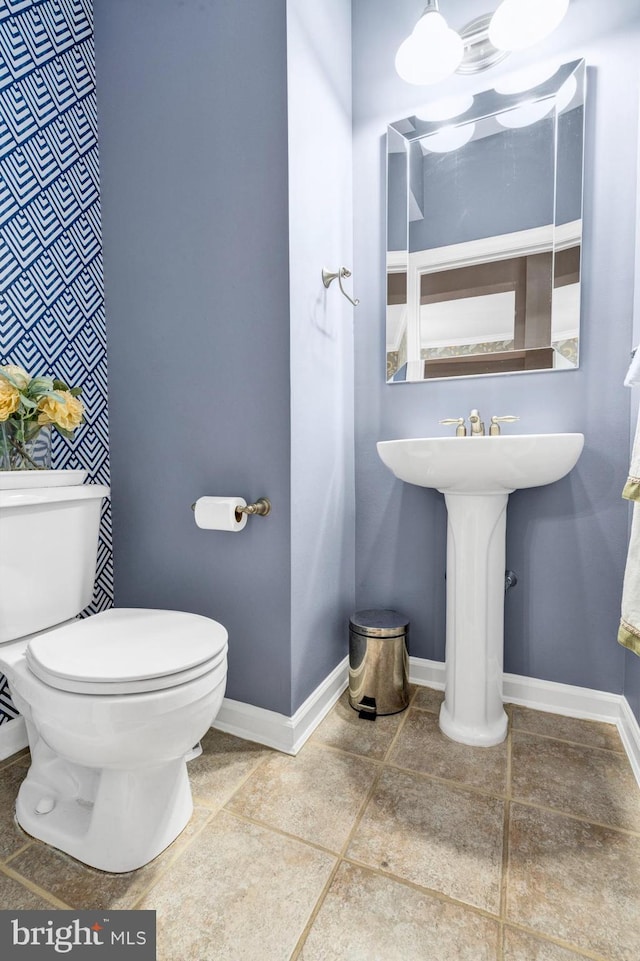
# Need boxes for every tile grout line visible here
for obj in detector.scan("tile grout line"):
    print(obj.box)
[340,852,504,925]
[285,857,344,961]
[305,739,386,766]
[0,750,29,772]
[226,696,432,960]
[311,725,509,801]
[497,713,514,961]
[3,838,35,866]
[512,726,627,756]
[312,723,640,838]
[509,796,640,839]
[127,808,217,910]
[383,757,508,801]
[128,749,278,907]
[381,696,419,764]
[291,695,507,961]
[190,746,277,811]
[3,703,636,960]
[413,702,627,758]
[503,920,614,961]
[222,807,343,860]
[397,699,627,766]
[0,861,73,910]
[97,730,640,953]
[288,756,393,961]
[289,702,422,956]
[5,753,274,915]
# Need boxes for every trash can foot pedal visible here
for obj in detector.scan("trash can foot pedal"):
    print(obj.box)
[358,696,377,721]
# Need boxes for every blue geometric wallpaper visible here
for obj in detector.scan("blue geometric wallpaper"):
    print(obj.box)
[0,0,111,724]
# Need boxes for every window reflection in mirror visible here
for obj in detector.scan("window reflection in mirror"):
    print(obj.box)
[386,59,585,383]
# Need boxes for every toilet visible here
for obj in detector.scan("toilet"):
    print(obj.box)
[0,481,228,873]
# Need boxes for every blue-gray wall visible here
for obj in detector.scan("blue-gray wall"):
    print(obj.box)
[353,0,640,706]
[95,0,355,717]
[93,0,294,714]
[93,0,640,723]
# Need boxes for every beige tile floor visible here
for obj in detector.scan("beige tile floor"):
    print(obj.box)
[1,687,639,960]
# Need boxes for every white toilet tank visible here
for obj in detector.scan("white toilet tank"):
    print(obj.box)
[0,484,109,643]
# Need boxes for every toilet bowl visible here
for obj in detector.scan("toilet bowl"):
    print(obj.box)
[0,484,229,873]
[0,608,228,873]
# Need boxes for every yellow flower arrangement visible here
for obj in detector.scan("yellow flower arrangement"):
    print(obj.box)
[37,391,85,432]
[0,373,21,421]
[0,363,85,470]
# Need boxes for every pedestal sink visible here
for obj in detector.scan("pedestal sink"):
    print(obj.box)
[377,434,584,746]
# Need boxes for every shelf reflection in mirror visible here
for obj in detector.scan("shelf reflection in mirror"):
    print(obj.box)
[386,59,585,383]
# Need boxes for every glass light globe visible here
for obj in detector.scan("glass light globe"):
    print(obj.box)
[489,0,570,52]
[395,11,464,86]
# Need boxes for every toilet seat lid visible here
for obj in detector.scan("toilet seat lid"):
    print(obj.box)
[26,608,228,694]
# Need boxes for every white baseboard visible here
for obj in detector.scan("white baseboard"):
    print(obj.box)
[503,671,640,787]
[408,658,639,786]
[212,656,349,755]
[4,654,638,786]
[618,696,640,786]
[408,656,445,689]
[214,654,640,786]
[0,716,27,761]
[502,671,622,723]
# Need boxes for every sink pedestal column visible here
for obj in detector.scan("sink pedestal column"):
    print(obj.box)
[438,490,511,747]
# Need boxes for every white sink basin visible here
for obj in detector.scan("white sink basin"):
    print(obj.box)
[377,434,584,494]
[376,431,584,747]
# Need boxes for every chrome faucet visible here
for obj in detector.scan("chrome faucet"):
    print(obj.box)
[440,410,519,436]
[469,409,484,436]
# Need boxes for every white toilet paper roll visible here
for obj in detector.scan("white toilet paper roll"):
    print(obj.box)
[193,496,248,532]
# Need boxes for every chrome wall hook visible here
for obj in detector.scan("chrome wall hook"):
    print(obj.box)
[322,266,360,307]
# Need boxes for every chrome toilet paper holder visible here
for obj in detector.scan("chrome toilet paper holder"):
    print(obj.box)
[191,498,271,521]
[234,498,271,520]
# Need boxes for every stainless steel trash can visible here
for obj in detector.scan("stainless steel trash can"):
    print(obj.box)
[348,610,409,718]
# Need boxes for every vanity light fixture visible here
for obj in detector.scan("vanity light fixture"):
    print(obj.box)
[396,0,570,85]
[489,0,570,52]
[395,0,464,85]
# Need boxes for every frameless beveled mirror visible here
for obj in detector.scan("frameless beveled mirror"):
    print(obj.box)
[386,59,585,383]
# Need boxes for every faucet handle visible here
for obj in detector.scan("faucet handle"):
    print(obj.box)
[440,417,467,437]
[489,415,519,436]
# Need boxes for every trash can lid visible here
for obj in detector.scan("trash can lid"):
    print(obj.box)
[349,609,409,637]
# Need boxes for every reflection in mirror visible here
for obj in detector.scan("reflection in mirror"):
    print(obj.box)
[386,59,585,383]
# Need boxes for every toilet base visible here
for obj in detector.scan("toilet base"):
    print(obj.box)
[16,736,194,873]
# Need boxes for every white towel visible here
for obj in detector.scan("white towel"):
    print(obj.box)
[619,409,640,655]
[623,412,640,500]
[624,347,640,387]
[619,504,640,655]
